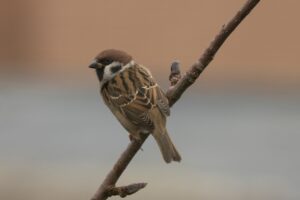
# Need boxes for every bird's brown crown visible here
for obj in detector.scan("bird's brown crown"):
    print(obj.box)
[95,49,132,65]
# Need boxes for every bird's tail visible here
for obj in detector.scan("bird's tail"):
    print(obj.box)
[153,129,181,163]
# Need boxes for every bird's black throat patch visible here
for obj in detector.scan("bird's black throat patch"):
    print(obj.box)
[96,68,104,81]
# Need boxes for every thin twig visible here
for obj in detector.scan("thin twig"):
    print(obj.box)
[91,134,148,200]
[106,183,147,198]
[166,0,260,106]
[91,0,260,199]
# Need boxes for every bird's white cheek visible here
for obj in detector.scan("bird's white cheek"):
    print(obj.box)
[100,60,135,88]
[102,61,121,82]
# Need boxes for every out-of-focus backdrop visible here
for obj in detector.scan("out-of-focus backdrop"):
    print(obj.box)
[1,0,299,200]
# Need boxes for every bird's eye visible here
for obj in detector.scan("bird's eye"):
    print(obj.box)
[99,58,113,66]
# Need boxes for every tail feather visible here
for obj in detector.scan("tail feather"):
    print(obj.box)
[153,130,181,163]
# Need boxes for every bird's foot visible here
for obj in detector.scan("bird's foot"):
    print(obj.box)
[128,135,144,151]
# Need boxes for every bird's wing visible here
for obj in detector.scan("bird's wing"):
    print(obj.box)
[155,87,170,116]
[101,64,170,130]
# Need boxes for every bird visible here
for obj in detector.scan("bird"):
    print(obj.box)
[89,49,181,163]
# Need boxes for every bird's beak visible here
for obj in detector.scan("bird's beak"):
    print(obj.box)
[89,60,102,69]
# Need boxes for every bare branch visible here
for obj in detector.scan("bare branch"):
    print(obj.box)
[166,0,260,106]
[106,183,147,198]
[91,134,148,200]
[91,0,260,199]
[169,61,181,86]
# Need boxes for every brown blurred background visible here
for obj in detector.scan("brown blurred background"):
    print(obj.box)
[1,1,300,200]
[1,0,300,87]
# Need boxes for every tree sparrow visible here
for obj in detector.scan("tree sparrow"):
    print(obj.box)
[89,49,181,163]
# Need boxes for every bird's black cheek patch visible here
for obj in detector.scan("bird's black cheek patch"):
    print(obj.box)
[110,65,122,74]
[96,68,104,81]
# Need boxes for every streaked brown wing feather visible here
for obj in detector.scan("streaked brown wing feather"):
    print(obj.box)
[155,88,170,116]
[101,64,170,131]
